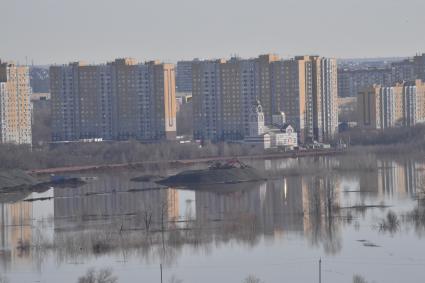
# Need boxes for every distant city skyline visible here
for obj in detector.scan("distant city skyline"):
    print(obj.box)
[1,0,424,65]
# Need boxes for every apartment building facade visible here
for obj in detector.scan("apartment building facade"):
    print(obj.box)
[357,80,425,130]
[0,60,32,144]
[273,56,338,142]
[50,58,176,142]
[192,55,338,143]
[319,57,339,141]
[176,60,194,93]
[192,55,281,141]
[338,68,393,98]
[414,54,425,81]
[338,53,425,98]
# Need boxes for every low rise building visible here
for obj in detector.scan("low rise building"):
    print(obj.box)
[244,101,297,149]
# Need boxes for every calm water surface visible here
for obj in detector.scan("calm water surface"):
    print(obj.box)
[1,156,425,283]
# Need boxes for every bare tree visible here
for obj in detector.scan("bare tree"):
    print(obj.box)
[353,274,368,283]
[243,275,263,283]
[77,268,117,283]
[168,275,183,283]
[379,210,400,234]
[78,268,96,283]
[97,269,118,283]
[143,209,153,233]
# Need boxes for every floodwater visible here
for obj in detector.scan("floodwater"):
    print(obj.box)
[1,156,425,283]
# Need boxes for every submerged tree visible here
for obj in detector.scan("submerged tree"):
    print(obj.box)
[352,274,368,283]
[168,275,183,283]
[379,210,400,234]
[77,268,117,283]
[243,275,264,283]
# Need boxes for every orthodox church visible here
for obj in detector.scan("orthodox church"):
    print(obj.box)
[243,100,298,149]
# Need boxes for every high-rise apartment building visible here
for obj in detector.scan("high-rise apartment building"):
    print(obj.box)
[274,57,312,142]
[274,56,338,142]
[176,60,195,93]
[338,68,393,98]
[357,80,425,129]
[414,54,425,81]
[317,57,339,141]
[192,59,224,141]
[192,55,280,141]
[391,58,416,82]
[192,54,338,143]
[0,60,32,144]
[338,53,425,98]
[257,54,280,124]
[50,58,176,142]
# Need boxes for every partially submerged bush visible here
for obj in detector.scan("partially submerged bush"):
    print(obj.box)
[77,268,117,283]
[243,275,263,283]
[379,210,400,234]
[353,274,368,283]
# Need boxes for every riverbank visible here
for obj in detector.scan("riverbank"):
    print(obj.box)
[4,125,425,173]
[28,148,344,175]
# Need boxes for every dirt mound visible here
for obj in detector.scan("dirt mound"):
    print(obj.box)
[130,174,164,182]
[0,170,39,190]
[157,167,266,187]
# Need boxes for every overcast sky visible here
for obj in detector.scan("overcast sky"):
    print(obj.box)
[1,0,425,65]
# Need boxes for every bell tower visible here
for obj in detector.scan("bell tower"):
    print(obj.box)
[249,99,265,136]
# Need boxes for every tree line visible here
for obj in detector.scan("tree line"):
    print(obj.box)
[0,141,262,170]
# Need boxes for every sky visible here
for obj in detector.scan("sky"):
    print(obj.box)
[1,0,425,65]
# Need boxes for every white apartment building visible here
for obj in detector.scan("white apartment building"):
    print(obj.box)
[0,60,32,144]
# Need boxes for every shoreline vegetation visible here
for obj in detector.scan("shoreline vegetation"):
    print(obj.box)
[339,124,425,155]
[1,140,345,174]
[0,124,424,174]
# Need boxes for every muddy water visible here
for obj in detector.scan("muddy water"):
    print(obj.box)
[1,156,425,283]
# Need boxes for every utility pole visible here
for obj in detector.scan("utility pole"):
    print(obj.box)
[160,263,163,283]
[319,258,322,283]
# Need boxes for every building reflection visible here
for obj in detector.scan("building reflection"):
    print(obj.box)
[359,159,425,197]
[3,157,425,274]
[49,170,344,255]
[53,173,179,231]
[194,173,342,253]
[0,197,33,270]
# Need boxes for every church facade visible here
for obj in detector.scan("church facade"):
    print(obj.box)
[243,100,298,149]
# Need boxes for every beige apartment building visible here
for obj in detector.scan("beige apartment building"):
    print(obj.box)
[0,60,32,144]
[274,57,311,142]
[257,54,280,124]
[358,80,425,129]
[272,56,338,142]
[192,54,338,143]
[193,55,280,141]
[50,58,176,142]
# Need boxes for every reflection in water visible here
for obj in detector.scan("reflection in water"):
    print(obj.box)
[1,157,425,282]
[36,170,346,264]
[0,199,32,270]
[404,206,425,238]
[359,159,425,197]
[195,173,343,254]
[53,181,179,231]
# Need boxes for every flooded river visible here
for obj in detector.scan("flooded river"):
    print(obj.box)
[1,155,425,283]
